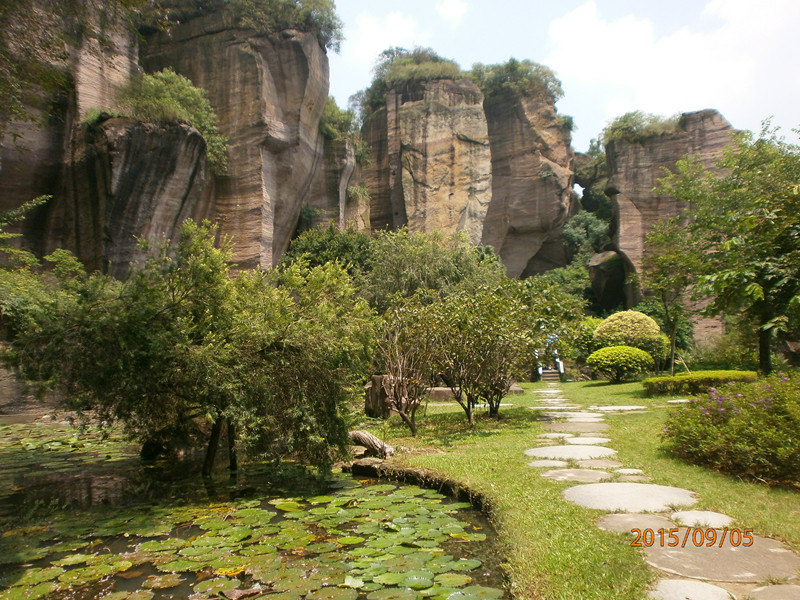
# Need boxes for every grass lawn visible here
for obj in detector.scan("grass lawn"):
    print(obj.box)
[369,380,800,600]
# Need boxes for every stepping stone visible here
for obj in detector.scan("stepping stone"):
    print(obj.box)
[543,411,604,419]
[579,459,623,469]
[543,422,609,434]
[671,510,733,528]
[596,513,676,534]
[619,475,651,482]
[749,584,800,599]
[565,436,611,445]
[563,483,696,512]
[644,530,800,582]
[530,405,577,410]
[648,579,733,600]
[667,399,691,404]
[566,417,606,423]
[524,445,618,461]
[527,459,568,468]
[537,433,574,439]
[591,405,648,412]
[616,468,644,475]
[542,468,611,483]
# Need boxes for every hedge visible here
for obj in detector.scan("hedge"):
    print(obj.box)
[642,370,758,396]
[586,345,654,384]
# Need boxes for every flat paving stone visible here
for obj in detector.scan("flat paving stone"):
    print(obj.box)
[543,422,609,433]
[619,475,652,482]
[543,411,604,419]
[596,513,676,534]
[644,530,800,582]
[566,417,606,423]
[541,468,612,483]
[531,405,578,410]
[537,432,575,439]
[527,459,568,468]
[563,482,696,512]
[524,445,618,461]
[616,468,644,475]
[749,584,800,599]
[590,405,648,412]
[667,399,692,404]
[671,510,734,528]
[648,579,733,600]
[565,436,611,445]
[578,459,623,469]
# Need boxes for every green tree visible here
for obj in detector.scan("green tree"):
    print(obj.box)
[0,220,372,475]
[657,124,800,373]
[469,58,563,101]
[593,310,667,367]
[281,223,373,278]
[602,111,680,145]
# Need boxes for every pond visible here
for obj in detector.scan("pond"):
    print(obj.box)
[0,422,507,600]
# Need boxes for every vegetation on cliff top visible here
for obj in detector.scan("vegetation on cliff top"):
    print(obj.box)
[469,58,564,101]
[602,110,681,144]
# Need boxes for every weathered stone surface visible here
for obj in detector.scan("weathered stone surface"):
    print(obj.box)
[481,91,576,277]
[542,422,609,434]
[565,436,611,445]
[527,459,568,468]
[670,511,733,528]
[362,79,492,243]
[364,375,392,419]
[144,14,330,268]
[595,513,676,534]
[605,109,735,304]
[648,579,734,600]
[564,482,696,512]
[524,445,617,460]
[42,119,214,276]
[644,530,800,582]
[578,459,622,469]
[587,250,627,311]
[542,468,611,483]
[749,584,800,599]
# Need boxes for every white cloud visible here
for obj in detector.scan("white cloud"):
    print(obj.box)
[436,0,468,27]
[345,12,430,66]
[545,0,800,139]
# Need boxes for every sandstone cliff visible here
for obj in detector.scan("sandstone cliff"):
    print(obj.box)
[481,91,576,277]
[605,109,734,276]
[143,13,330,269]
[42,118,214,277]
[361,79,492,245]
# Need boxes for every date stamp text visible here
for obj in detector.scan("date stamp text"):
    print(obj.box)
[630,528,754,548]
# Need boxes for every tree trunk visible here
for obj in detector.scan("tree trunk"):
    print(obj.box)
[758,326,773,374]
[669,323,678,376]
[348,430,395,458]
[202,418,224,477]
[226,418,238,472]
[396,410,417,436]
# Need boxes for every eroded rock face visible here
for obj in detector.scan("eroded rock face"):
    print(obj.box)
[143,14,329,268]
[481,91,576,277]
[361,79,492,244]
[605,109,734,276]
[42,118,214,277]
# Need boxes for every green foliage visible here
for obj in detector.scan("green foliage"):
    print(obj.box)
[362,228,504,314]
[346,184,370,204]
[657,124,800,373]
[281,223,373,278]
[593,310,666,362]
[116,69,228,174]
[586,346,654,384]
[685,318,759,371]
[572,317,604,363]
[602,111,680,145]
[535,262,593,305]
[0,196,50,267]
[563,211,610,257]
[469,58,563,101]
[0,220,372,473]
[355,47,462,119]
[662,373,800,485]
[319,96,356,141]
[642,370,758,396]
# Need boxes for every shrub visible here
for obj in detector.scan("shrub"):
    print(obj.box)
[470,58,563,101]
[586,346,654,384]
[662,373,800,485]
[117,68,228,174]
[642,370,758,396]
[319,96,356,141]
[602,111,680,145]
[593,310,666,362]
[572,317,604,363]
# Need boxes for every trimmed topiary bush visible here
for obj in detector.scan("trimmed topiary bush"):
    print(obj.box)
[662,372,800,485]
[586,345,654,384]
[593,310,666,363]
[642,370,758,396]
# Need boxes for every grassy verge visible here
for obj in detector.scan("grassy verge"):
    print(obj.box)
[373,386,654,600]
[560,381,800,552]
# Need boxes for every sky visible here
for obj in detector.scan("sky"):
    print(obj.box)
[328,0,800,152]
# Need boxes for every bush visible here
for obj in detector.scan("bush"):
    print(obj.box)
[470,58,563,101]
[572,317,604,363]
[662,373,800,485]
[593,310,666,363]
[642,370,758,396]
[117,68,228,174]
[587,346,654,384]
[602,111,680,145]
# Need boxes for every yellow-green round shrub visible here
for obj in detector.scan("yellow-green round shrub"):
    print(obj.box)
[586,345,654,384]
[593,310,665,360]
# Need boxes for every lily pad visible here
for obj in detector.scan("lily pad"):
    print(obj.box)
[403,572,435,590]
[194,577,240,594]
[142,573,185,589]
[448,586,504,600]
[336,536,364,546]
[434,573,472,587]
[13,566,65,587]
[450,559,482,572]
[156,558,207,573]
[306,588,358,600]
[366,589,418,600]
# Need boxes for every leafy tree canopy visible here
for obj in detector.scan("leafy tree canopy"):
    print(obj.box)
[656,123,800,373]
[469,58,563,101]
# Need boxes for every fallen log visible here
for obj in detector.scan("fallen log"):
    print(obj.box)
[348,430,394,458]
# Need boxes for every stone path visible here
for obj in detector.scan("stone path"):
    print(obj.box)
[526,382,800,600]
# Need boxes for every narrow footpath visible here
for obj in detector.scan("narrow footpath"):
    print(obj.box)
[525,377,800,600]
